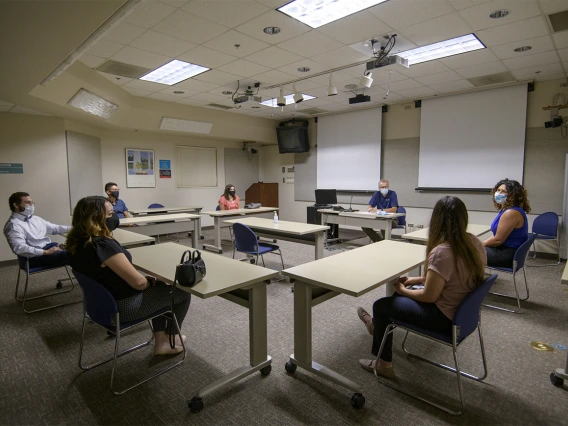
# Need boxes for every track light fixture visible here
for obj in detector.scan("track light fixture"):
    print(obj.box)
[360,71,373,89]
[327,72,337,96]
[293,82,304,103]
[277,86,286,107]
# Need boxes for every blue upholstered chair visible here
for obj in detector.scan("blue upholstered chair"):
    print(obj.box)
[528,212,560,266]
[15,255,78,313]
[232,223,284,269]
[375,274,498,415]
[484,233,536,313]
[394,206,407,233]
[73,270,186,395]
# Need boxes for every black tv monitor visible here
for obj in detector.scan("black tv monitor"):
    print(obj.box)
[315,189,337,206]
[276,126,309,153]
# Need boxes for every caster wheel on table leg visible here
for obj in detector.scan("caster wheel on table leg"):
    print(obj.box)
[56,281,63,289]
[188,397,204,413]
[351,393,365,409]
[550,372,564,387]
[285,361,297,374]
[250,259,255,264]
[260,365,272,376]
[265,279,271,284]
[200,235,205,240]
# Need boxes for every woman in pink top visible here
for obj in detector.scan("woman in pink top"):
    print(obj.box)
[357,196,487,379]
[218,184,240,210]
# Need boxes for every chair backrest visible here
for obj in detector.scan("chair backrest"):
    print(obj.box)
[532,212,559,237]
[453,274,498,339]
[72,270,118,328]
[148,203,164,209]
[232,223,258,253]
[397,206,406,226]
[17,256,28,271]
[514,233,537,269]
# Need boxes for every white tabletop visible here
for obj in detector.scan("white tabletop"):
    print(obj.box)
[402,224,491,242]
[318,209,405,220]
[130,206,202,215]
[223,217,329,235]
[128,242,278,299]
[120,213,201,225]
[202,207,279,217]
[283,240,426,297]
[111,228,154,247]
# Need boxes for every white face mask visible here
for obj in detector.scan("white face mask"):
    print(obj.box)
[380,188,389,195]
[22,205,34,216]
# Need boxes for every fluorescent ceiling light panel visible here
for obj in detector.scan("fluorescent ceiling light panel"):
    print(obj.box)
[397,34,485,66]
[160,117,213,134]
[261,93,316,107]
[140,60,209,85]
[278,0,388,28]
[68,88,118,119]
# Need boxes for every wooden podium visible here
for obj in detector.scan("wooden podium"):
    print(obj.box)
[245,183,278,208]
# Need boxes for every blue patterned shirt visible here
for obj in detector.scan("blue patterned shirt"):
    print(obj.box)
[111,199,129,219]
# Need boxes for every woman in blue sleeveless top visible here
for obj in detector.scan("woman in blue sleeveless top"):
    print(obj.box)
[484,179,531,268]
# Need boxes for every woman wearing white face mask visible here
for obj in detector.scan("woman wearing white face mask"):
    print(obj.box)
[483,179,531,267]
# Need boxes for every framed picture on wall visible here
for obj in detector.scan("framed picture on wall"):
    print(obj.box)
[126,149,155,188]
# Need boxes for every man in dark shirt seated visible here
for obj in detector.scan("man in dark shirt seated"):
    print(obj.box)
[362,179,399,243]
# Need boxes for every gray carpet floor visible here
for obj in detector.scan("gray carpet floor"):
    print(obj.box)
[1,228,567,425]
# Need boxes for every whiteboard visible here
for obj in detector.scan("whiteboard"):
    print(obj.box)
[418,84,527,189]
[317,108,382,190]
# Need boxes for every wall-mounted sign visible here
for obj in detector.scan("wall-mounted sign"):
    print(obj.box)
[159,159,171,178]
[0,163,24,174]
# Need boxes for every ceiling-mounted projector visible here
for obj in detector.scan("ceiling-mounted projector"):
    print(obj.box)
[349,94,371,104]
[366,55,409,71]
[233,94,262,104]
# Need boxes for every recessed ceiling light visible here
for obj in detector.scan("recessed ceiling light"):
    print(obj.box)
[397,33,485,66]
[278,0,389,29]
[514,46,532,52]
[263,26,281,34]
[297,67,311,72]
[489,9,510,19]
[140,59,209,86]
[261,93,316,107]
[173,91,185,94]
[67,88,118,119]
[222,90,233,95]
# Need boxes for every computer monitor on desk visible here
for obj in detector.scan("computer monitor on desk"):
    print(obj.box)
[315,189,337,207]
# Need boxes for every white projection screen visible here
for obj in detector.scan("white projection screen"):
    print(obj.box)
[317,108,382,190]
[418,84,527,189]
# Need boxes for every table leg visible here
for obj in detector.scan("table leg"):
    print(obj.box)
[384,220,392,240]
[192,220,199,248]
[195,216,201,242]
[203,216,223,253]
[315,232,324,260]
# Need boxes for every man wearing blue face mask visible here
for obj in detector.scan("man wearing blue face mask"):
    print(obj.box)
[362,179,399,242]
[3,192,71,268]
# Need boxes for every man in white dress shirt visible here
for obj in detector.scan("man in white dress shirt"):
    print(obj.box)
[4,192,71,268]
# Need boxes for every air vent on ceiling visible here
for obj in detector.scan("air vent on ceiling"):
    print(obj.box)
[467,71,516,87]
[207,103,233,110]
[96,60,152,79]
[296,108,328,115]
[548,10,568,33]
[160,117,213,134]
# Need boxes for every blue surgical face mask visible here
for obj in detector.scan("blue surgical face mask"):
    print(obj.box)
[494,193,507,205]
[380,188,389,195]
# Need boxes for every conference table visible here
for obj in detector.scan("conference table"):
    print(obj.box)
[282,240,427,407]
[129,205,203,216]
[223,217,330,261]
[402,224,491,243]
[111,228,155,248]
[120,213,202,247]
[202,207,279,253]
[318,209,405,241]
[128,242,278,412]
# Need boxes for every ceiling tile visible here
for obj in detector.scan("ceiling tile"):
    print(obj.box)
[439,48,499,68]
[534,72,567,82]
[110,46,171,69]
[318,11,393,45]
[245,46,304,68]
[312,46,370,68]
[152,10,229,44]
[415,69,464,85]
[307,69,357,85]
[146,92,185,102]
[380,79,423,92]
[125,1,177,28]
[182,0,269,28]
[363,69,409,85]
[157,0,189,7]
[399,13,472,46]
[446,0,491,10]
[103,22,147,45]
[397,61,450,78]
[158,86,200,97]
[279,59,331,77]
[98,72,132,86]
[218,59,270,77]
[251,69,297,85]
[194,69,243,85]
[202,30,270,58]
[189,92,228,102]
[395,86,438,98]
[381,93,405,103]
[175,97,209,106]
[428,78,475,92]
[235,10,311,44]
[173,78,219,92]
[123,87,154,97]
[177,45,237,68]
[277,30,345,58]
[10,106,50,116]
[85,40,124,58]
[293,79,322,91]
[477,16,550,47]
[490,35,555,59]
[369,0,454,28]
[454,60,508,78]
[538,0,568,14]
[559,48,568,62]
[458,0,540,31]
[79,54,106,68]
[511,62,564,79]
[129,30,196,57]
[503,50,560,70]
[123,79,167,92]
[553,31,568,49]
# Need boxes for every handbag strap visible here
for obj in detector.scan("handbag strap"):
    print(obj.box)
[169,263,182,349]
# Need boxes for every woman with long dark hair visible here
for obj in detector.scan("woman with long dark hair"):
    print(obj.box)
[483,178,530,267]
[357,196,486,378]
[67,196,191,355]
[218,183,240,210]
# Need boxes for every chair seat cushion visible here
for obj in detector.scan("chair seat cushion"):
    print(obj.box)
[487,266,514,273]
[237,243,280,256]
[534,235,556,240]
[101,306,171,331]
[391,318,461,345]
